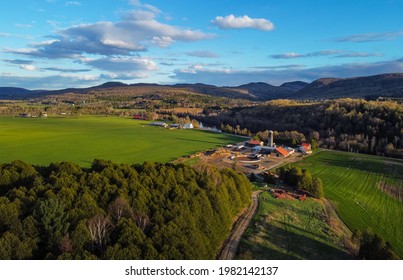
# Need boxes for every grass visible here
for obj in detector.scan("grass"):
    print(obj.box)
[292,150,403,258]
[0,116,243,167]
[237,191,352,260]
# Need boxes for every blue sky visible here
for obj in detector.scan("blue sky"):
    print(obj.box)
[1,0,402,89]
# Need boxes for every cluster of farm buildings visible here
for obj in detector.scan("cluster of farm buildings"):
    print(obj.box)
[234,130,312,157]
[148,121,194,129]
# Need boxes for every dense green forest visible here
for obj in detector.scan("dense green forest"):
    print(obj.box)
[198,99,403,158]
[0,160,251,260]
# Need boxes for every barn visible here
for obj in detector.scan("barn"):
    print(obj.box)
[271,146,291,158]
[246,139,264,147]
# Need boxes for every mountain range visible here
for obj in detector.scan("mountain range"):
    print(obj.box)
[1,73,402,101]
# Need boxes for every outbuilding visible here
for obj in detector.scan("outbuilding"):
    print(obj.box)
[183,123,194,129]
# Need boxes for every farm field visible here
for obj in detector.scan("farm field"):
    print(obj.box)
[0,116,242,167]
[237,191,353,259]
[293,150,403,258]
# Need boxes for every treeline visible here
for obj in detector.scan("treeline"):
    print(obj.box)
[0,160,251,260]
[198,99,403,158]
[276,165,324,199]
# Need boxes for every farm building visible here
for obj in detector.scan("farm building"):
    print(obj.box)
[246,139,264,147]
[301,143,311,151]
[298,143,312,154]
[170,123,181,129]
[149,122,168,128]
[259,146,276,154]
[271,146,291,158]
[183,123,194,129]
[285,147,295,154]
[133,115,145,120]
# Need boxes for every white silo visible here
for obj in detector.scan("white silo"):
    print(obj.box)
[268,130,274,147]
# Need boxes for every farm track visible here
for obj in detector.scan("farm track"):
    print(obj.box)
[217,190,263,260]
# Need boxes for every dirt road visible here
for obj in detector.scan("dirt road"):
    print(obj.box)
[217,190,263,260]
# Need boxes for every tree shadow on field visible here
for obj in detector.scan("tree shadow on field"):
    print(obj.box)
[237,240,293,260]
[265,223,352,260]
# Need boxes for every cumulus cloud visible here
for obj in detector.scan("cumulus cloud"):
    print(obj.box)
[212,14,275,31]
[4,6,214,59]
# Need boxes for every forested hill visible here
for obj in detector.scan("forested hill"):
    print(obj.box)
[0,160,251,260]
[297,73,403,99]
[2,73,402,101]
[199,99,403,158]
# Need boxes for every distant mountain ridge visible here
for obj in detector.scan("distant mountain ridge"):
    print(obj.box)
[297,73,403,99]
[1,73,402,100]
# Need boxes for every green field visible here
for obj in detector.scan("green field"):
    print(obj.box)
[293,150,403,257]
[0,116,242,167]
[237,192,353,259]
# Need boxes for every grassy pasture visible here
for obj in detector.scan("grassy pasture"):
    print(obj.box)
[293,150,403,258]
[237,191,352,259]
[0,116,242,167]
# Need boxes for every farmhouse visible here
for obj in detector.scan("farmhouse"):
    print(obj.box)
[271,146,291,158]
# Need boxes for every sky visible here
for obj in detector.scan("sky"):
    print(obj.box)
[0,0,402,89]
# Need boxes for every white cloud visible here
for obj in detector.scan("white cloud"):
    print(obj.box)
[5,8,214,58]
[82,56,158,74]
[20,64,37,71]
[212,14,275,31]
[151,36,175,48]
[129,0,161,15]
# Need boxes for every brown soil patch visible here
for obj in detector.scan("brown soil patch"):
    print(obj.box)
[378,182,403,202]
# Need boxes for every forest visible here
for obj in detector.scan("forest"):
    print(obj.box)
[0,160,251,260]
[198,99,403,158]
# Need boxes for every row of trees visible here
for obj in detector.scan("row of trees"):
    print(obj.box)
[198,99,403,158]
[0,160,252,259]
[277,165,324,199]
[355,229,399,260]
